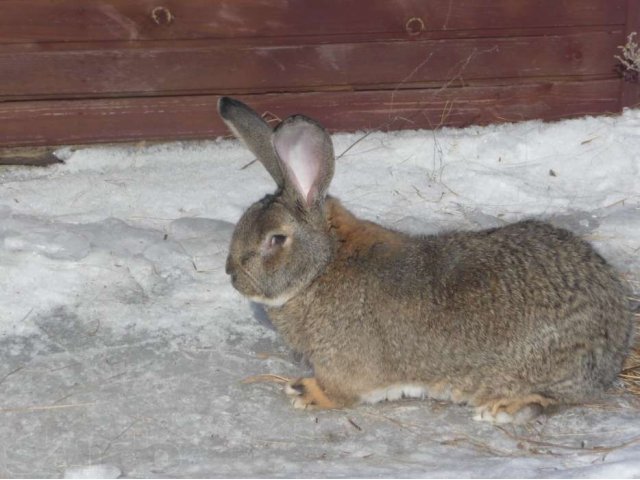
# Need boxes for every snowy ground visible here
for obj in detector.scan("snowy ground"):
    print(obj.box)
[1,110,640,478]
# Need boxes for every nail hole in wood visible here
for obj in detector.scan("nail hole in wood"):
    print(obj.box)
[405,17,425,36]
[151,6,174,26]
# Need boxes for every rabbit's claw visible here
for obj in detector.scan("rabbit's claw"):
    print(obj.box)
[474,394,553,424]
[285,377,338,410]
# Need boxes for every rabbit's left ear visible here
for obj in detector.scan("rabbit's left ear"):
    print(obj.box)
[272,115,334,209]
[217,96,285,189]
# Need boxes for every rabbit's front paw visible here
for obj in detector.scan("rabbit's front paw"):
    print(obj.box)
[474,394,553,424]
[285,377,338,410]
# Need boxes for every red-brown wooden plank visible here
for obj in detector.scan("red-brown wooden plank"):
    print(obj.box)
[0,0,626,44]
[0,31,624,100]
[0,80,622,148]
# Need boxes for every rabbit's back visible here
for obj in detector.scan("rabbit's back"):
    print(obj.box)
[416,220,632,401]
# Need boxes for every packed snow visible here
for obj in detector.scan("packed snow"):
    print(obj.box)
[1,109,639,478]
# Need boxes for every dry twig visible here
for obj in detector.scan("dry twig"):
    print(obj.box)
[497,426,640,455]
[241,373,293,385]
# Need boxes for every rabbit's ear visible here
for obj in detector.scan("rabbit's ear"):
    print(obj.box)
[217,97,285,188]
[272,115,334,209]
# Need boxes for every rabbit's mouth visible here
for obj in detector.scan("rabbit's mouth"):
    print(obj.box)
[229,271,258,297]
[229,263,267,298]
[230,266,296,307]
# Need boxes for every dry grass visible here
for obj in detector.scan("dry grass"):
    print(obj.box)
[241,373,293,385]
[615,32,640,82]
[620,310,640,397]
[0,402,95,414]
[497,426,640,456]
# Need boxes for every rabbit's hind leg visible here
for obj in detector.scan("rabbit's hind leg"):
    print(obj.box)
[473,394,555,424]
[285,377,341,410]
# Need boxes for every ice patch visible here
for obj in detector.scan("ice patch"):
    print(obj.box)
[4,228,90,260]
[63,464,121,479]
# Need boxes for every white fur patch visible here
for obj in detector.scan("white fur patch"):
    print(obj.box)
[247,292,294,307]
[284,383,308,409]
[360,384,428,404]
[284,383,300,396]
[360,382,466,405]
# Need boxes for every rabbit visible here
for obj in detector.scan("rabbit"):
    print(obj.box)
[218,96,634,424]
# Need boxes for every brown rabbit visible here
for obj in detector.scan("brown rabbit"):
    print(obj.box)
[219,97,634,423]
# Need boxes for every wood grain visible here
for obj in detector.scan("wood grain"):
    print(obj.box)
[0,80,621,148]
[0,0,626,44]
[0,0,631,151]
[0,31,624,100]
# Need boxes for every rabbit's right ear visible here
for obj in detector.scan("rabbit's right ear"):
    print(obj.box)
[217,97,285,188]
[272,115,334,210]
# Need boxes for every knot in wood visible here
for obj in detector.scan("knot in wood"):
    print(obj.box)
[405,17,425,36]
[151,6,174,26]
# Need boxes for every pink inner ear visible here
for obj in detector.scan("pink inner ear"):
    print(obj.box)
[283,141,319,203]
[274,125,321,205]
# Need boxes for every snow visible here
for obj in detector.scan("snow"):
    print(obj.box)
[1,109,639,477]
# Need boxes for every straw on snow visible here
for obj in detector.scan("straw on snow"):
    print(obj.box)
[621,311,640,397]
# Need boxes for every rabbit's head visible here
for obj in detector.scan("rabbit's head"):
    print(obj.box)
[219,97,335,306]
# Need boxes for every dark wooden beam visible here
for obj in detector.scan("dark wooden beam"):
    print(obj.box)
[0,80,621,149]
[0,147,61,166]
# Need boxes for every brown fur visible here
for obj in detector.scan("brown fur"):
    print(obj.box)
[325,197,406,260]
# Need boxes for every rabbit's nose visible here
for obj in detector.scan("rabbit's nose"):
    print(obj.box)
[225,256,235,277]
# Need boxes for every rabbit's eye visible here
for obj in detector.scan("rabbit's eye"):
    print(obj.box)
[269,234,288,247]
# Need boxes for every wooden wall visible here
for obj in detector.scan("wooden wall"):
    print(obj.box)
[0,0,639,150]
